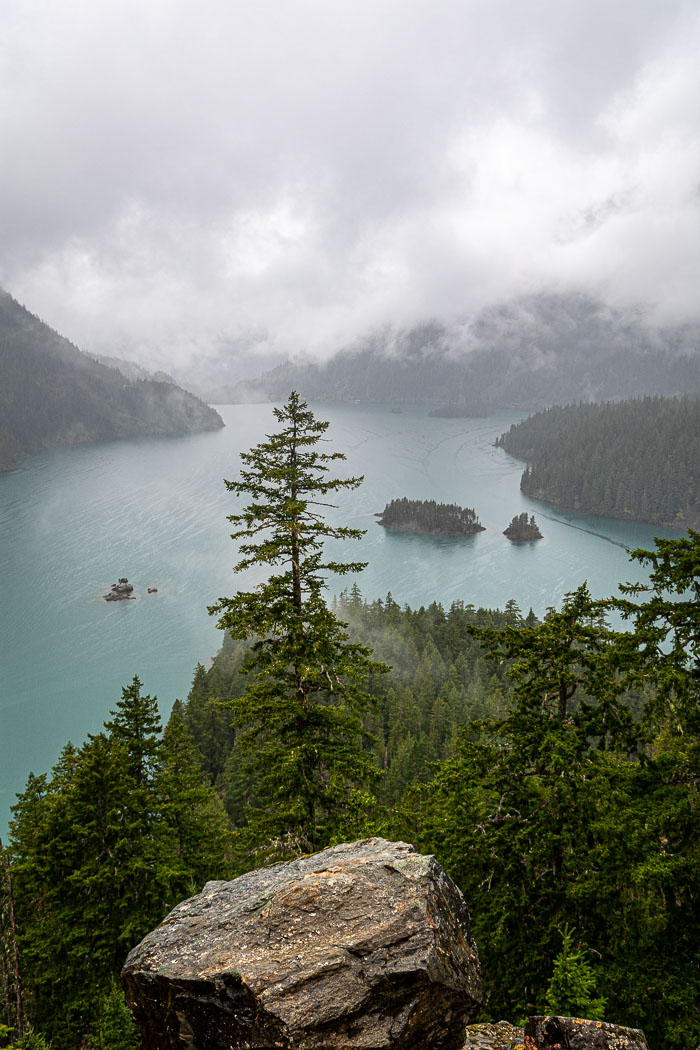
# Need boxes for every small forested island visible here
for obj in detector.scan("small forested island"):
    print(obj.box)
[376,497,485,536]
[496,395,699,528]
[503,512,543,541]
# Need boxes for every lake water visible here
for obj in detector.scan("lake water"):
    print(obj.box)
[0,402,679,830]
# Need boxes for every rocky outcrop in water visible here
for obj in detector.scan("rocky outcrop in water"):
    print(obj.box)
[121,837,482,1050]
[103,578,135,601]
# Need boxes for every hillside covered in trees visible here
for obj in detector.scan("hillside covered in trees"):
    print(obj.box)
[496,396,699,528]
[0,290,223,470]
[377,498,485,536]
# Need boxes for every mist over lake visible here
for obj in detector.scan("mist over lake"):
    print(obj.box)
[0,402,678,830]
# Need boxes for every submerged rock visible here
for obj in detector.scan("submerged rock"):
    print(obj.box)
[524,1016,648,1050]
[121,837,482,1050]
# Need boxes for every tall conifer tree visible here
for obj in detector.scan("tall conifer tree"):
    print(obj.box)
[209,391,386,856]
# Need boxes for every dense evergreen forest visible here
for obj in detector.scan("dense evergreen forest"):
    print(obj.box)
[496,396,699,527]
[0,290,223,471]
[377,498,484,535]
[1,395,698,1050]
[3,548,698,1050]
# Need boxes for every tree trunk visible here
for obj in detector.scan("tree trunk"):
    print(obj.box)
[289,413,306,707]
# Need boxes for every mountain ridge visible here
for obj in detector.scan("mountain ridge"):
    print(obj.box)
[227,293,700,409]
[0,289,223,470]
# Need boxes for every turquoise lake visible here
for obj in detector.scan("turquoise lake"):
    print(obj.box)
[0,402,679,830]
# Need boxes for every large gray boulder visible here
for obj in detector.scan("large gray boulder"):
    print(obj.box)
[524,1017,648,1049]
[122,838,482,1050]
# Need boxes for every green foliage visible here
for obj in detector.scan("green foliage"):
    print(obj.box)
[378,498,483,535]
[497,395,699,526]
[405,537,700,1050]
[183,593,518,817]
[615,528,699,735]
[88,981,138,1050]
[7,678,233,1048]
[209,392,388,856]
[503,512,542,540]
[0,1024,51,1049]
[545,926,606,1020]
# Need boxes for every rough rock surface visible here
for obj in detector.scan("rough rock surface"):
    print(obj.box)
[463,1021,525,1048]
[103,578,135,601]
[122,838,482,1050]
[524,1017,648,1050]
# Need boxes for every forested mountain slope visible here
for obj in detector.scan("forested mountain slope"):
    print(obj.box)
[232,294,700,410]
[0,290,223,470]
[496,396,699,527]
[183,592,534,813]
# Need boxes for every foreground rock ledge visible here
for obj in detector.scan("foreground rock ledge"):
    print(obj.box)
[463,1021,525,1048]
[122,838,482,1050]
[524,1017,649,1050]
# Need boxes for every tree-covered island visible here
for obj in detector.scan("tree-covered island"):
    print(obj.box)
[376,497,485,536]
[503,512,543,541]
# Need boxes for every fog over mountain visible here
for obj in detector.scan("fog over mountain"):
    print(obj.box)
[1,1,700,381]
[227,292,700,409]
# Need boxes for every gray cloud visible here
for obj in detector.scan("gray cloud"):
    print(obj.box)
[1,0,699,372]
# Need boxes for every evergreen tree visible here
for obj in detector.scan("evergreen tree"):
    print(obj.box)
[615,528,699,735]
[209,392,387,857]
[158,706,233,886]
[87,981,138,1050]
[400,539,699,1049]
[545,925,606,1020]
[8,680,233,1048]
[104,676,161,789]
[0,1025,51,1050]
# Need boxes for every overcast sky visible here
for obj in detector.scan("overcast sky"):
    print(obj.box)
[1,0,700,373]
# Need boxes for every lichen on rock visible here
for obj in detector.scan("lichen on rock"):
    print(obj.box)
[524,1016,649,1050]
[463,1020,525,1049]
[121,838,482,1050]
